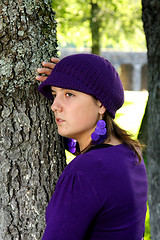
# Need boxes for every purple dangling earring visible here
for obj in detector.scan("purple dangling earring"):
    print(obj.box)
[91,116,107,144]
[67,138,77,153]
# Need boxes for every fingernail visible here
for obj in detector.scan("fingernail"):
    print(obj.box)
[36,75,41,79]
[37,68,42,71]
[51,57,57,61]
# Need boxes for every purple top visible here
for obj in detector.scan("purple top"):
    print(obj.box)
[42,143,148,240]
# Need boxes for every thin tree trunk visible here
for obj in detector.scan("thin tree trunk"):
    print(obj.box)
[90,0,101,55]
[0,0,66,239]
[142,1,160,239]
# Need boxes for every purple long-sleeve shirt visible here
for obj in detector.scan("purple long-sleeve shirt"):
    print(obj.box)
[42,143,148,240]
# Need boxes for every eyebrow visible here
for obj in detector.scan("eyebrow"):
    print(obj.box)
[51,89,56,93]
[50,88,76,94]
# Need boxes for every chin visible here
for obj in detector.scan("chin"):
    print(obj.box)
[58,131,74,139]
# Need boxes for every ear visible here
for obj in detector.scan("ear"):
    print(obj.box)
[97,100,106,115]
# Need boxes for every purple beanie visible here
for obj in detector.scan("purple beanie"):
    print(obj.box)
[38,54,124,118]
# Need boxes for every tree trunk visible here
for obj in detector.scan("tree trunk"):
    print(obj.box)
[90,0,101,55]
[0,0,66,239]
[142,1,160,239]
[138,101,148,152]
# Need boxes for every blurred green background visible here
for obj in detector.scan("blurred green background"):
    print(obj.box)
[52,0,146,52]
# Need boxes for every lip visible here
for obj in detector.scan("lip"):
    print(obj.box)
[56,118,65,124]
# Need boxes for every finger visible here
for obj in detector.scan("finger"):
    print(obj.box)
[51,57,60,63]
[42,61,56,69]
[36,75,48,82]
[37,67,52,75]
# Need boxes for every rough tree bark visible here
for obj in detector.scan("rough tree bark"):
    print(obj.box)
[142,1,160,239]
[0,0,66,239]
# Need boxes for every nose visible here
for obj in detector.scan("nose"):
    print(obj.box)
[51,98,63,112]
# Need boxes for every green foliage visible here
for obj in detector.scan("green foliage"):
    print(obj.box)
[144,203,151,240]
[52,0,146,50]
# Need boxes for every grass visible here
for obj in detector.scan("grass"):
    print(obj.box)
[65,90,150,239]
[144,203,151,240]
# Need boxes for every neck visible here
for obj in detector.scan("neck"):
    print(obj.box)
[78,135,122,152]
[74,132,92,152]
[104,135,122,146]
[79,137,92,152]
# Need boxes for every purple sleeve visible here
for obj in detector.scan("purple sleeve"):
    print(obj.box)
[42,172,99,240]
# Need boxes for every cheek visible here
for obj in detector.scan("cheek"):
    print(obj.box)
[72,105,98,127]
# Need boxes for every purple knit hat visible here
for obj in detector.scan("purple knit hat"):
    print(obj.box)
[38,54,124,118]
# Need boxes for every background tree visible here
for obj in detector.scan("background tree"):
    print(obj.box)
[0,0,66,239]
[142,1,160,239]
[52,0,145,54]
[90,0,101,55]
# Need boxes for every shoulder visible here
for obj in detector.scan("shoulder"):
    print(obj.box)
[63,143,132,177]
[56,144,147,207]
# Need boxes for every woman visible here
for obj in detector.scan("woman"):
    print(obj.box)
[37,54,148,240]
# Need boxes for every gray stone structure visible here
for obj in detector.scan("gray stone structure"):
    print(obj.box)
[59,48,148,91]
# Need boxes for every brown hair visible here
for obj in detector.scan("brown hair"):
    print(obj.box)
[78,112,145,163]
[103,112,144,163]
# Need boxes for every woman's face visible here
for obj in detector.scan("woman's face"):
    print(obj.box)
[50,86,106,145]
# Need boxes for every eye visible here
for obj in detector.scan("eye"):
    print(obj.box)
[66,92,74,97]
[51,94,56,101]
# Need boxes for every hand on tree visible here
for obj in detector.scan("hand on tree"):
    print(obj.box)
[36,57,60,82]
